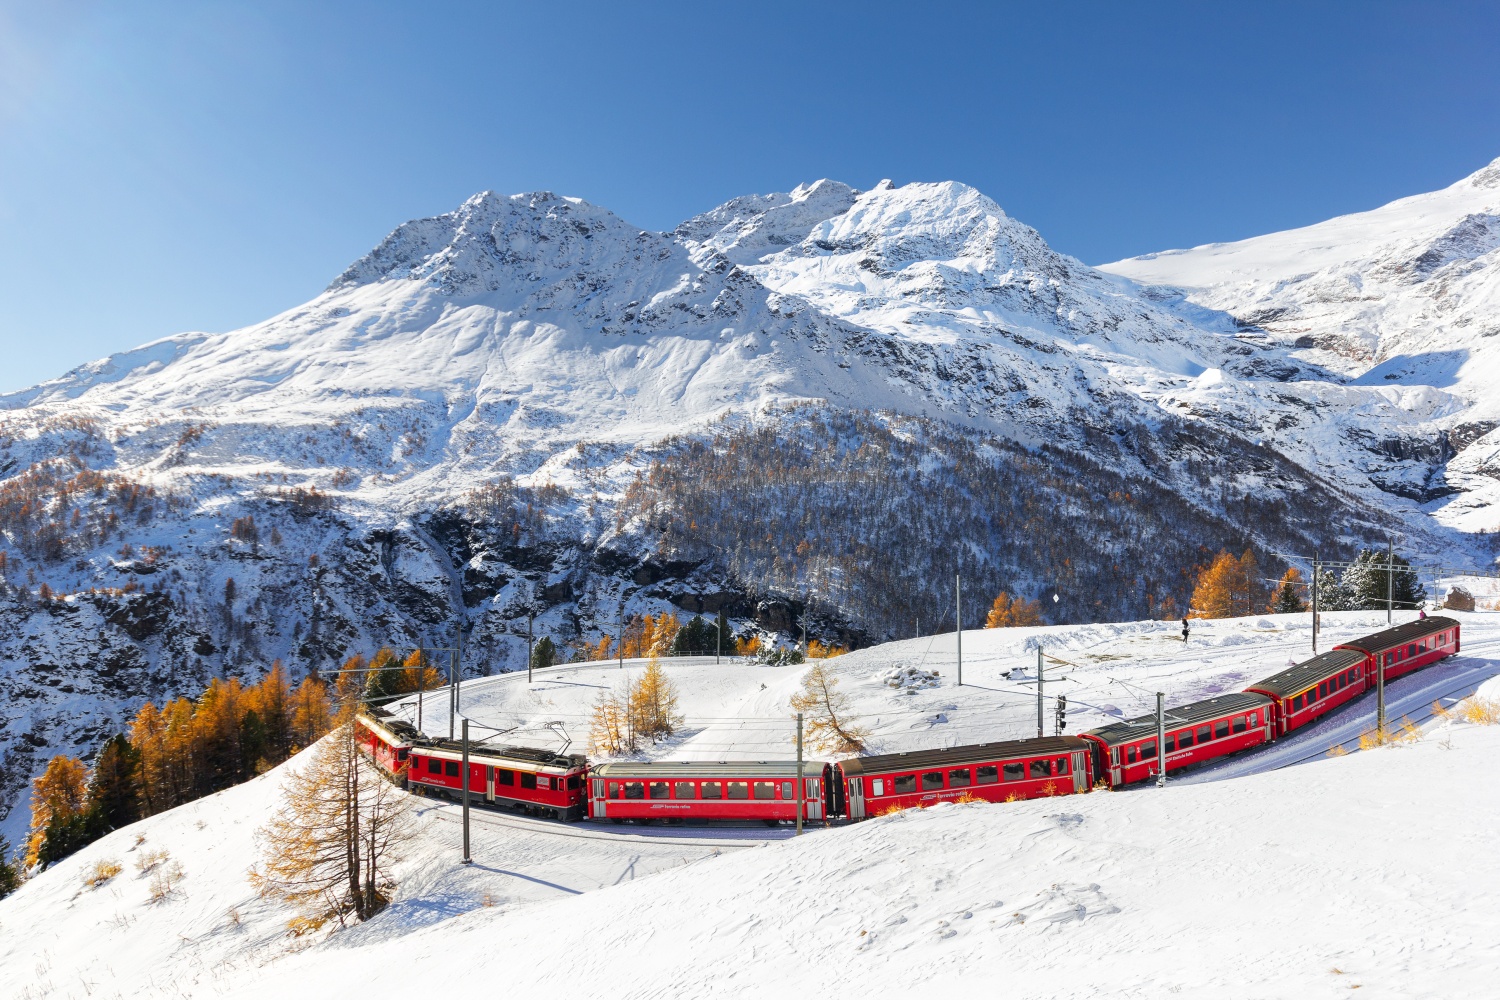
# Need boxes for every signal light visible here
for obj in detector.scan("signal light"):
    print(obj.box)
[1056,694,1067,732]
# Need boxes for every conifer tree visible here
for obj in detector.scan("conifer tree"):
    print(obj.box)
[530,636,558,672]
[1341,549,1424,611]
[361,647,403,702]
[1189,550,1238,618]
[85,734,141,836]
[0,836,20,899]
[629,659,682,741]
[251,710,413,924]
[290,675,333,751]
[985,592,1043,627]
[588,686,633,755]
[1270,567,1306,614]
[25,755,89,868]
[789,662,867,753]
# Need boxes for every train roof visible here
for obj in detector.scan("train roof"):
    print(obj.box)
[1334,616,1459,655]
[414,740,588,771]
[362,706,421,745]
[838,736,1091,777]
[1085,692,1271,746]
[589,761,829,779]
[1244,647,1366,699]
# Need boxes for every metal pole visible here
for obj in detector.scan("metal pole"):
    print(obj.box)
[1036,645,1044,739]
[461,718,472,864]
[1311,551,1319,654]
[795,713,804,837]
[618,604,625,670]
[527,612,535,684]
[1155,692,1166,788]
[955,574,963,687]
[1387,538,1394,626]
[1377,650,1386,741]
[448,648,456,741]
[417,670,424,733]
[715,614,721,665]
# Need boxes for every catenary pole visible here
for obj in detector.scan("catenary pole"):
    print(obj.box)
[796,712,804,837]
[1387,538,1394,627]
[1377,648,1387,740]
[1036,645,1044,739]
[527,611,535,685]
[618,604,625,670]
[461,718,472,864]
[1311,551,1320,654]
[1156,692,1166,788]
[955,574,963,687]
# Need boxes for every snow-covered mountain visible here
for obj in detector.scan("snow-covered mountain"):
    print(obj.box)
[0,174,1490,842]
[1103,156,1500,530]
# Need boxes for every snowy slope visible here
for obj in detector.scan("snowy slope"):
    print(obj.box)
[1103,156,1500,528]
[2,614,1498,999]
[0,174,1491,844]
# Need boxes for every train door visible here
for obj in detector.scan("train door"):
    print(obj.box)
[803,776,823,819]
[1071,751,1088,793]
[845,773,866,820]
[486,766,495,803]
[591,777,607,818]
[1109,746,1123,787]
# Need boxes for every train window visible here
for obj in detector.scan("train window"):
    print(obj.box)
[1196,726,1211,744]
[1056,758,1069,774]
[1407,643,1416,657]
[894,774,917,794]
[608,781,620,799]
[1178,730,1194,748]
[949,768,971,787]
[1419,640,1426,653]
[1126,746,1138,764]
[921,771,944,791]
[976,765,998,785]
[649,781,670,799]
[727,781,750,800]
[870,778,885,796]
[1165,734,1176,752]
[1317,681,1327,699]
[1335,674,1344,690]
[568,775,581,791]
[1232,717,1246,734]
[426,758,439,774]
[702,781,723,799]
[623,781,644,800]
[1002,762,1024,781]
[782,782,794,799]
[497,769,515,786]
[753,781,775,800]
[1142,741,1157,759]
[1215,721,1229,739]
[1292,694,1304,711]
[673,781,696,799]
[445,761,459,777]
[1029,760,1050,779]
[521,773,537,790]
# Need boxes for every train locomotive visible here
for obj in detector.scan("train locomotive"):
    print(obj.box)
[356,615,1460,824]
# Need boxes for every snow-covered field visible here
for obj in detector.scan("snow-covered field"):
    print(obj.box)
[3,611,1499,999]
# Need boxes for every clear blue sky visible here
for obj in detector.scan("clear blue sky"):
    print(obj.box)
[2,1,1497,392]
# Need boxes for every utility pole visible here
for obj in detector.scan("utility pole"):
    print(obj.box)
[460,718,472,865]
[1155,692,1166,788]
[955,573,963,687]
[715,612,721,665]
[447,646,457,741]
[527,610,535,684]
[1377,649,1387,741]
[618,603,625,670]
[416,667,425,734]
[1035,645,1044,739]
[1387,537,1395,627]
[795,712,804,837]
[1311,551,1320,654]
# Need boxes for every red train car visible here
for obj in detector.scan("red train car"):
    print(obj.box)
[1244,648,1369,737]
[356,707,417,776]
[1082,693,1273,788]
[837,737,1094,819]
[588,761,832,823]
[1334,616,1460,685]
[408,743,588,821]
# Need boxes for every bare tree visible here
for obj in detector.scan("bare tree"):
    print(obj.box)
[790,661,867,754]
[251,710,414,924]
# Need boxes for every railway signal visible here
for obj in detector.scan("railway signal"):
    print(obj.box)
[1055,694,1067,734]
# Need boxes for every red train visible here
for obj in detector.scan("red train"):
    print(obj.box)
[356,615,1460,823]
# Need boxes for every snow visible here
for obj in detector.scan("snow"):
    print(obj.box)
[4,612,1500,998]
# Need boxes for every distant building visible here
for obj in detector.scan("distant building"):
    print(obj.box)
[1444,586,1476,613]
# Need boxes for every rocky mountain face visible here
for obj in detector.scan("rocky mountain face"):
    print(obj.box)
[0,174,1488,840]
[1102,156,1500,528]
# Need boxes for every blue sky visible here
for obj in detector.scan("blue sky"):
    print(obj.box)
[1,1,1497,391]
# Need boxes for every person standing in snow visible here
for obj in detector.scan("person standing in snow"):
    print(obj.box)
[1181,618,1190,643]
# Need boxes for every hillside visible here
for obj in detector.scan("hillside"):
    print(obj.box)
[1103,156,1500,528]
[0,175,1489,841]
[1,612,1497,999]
